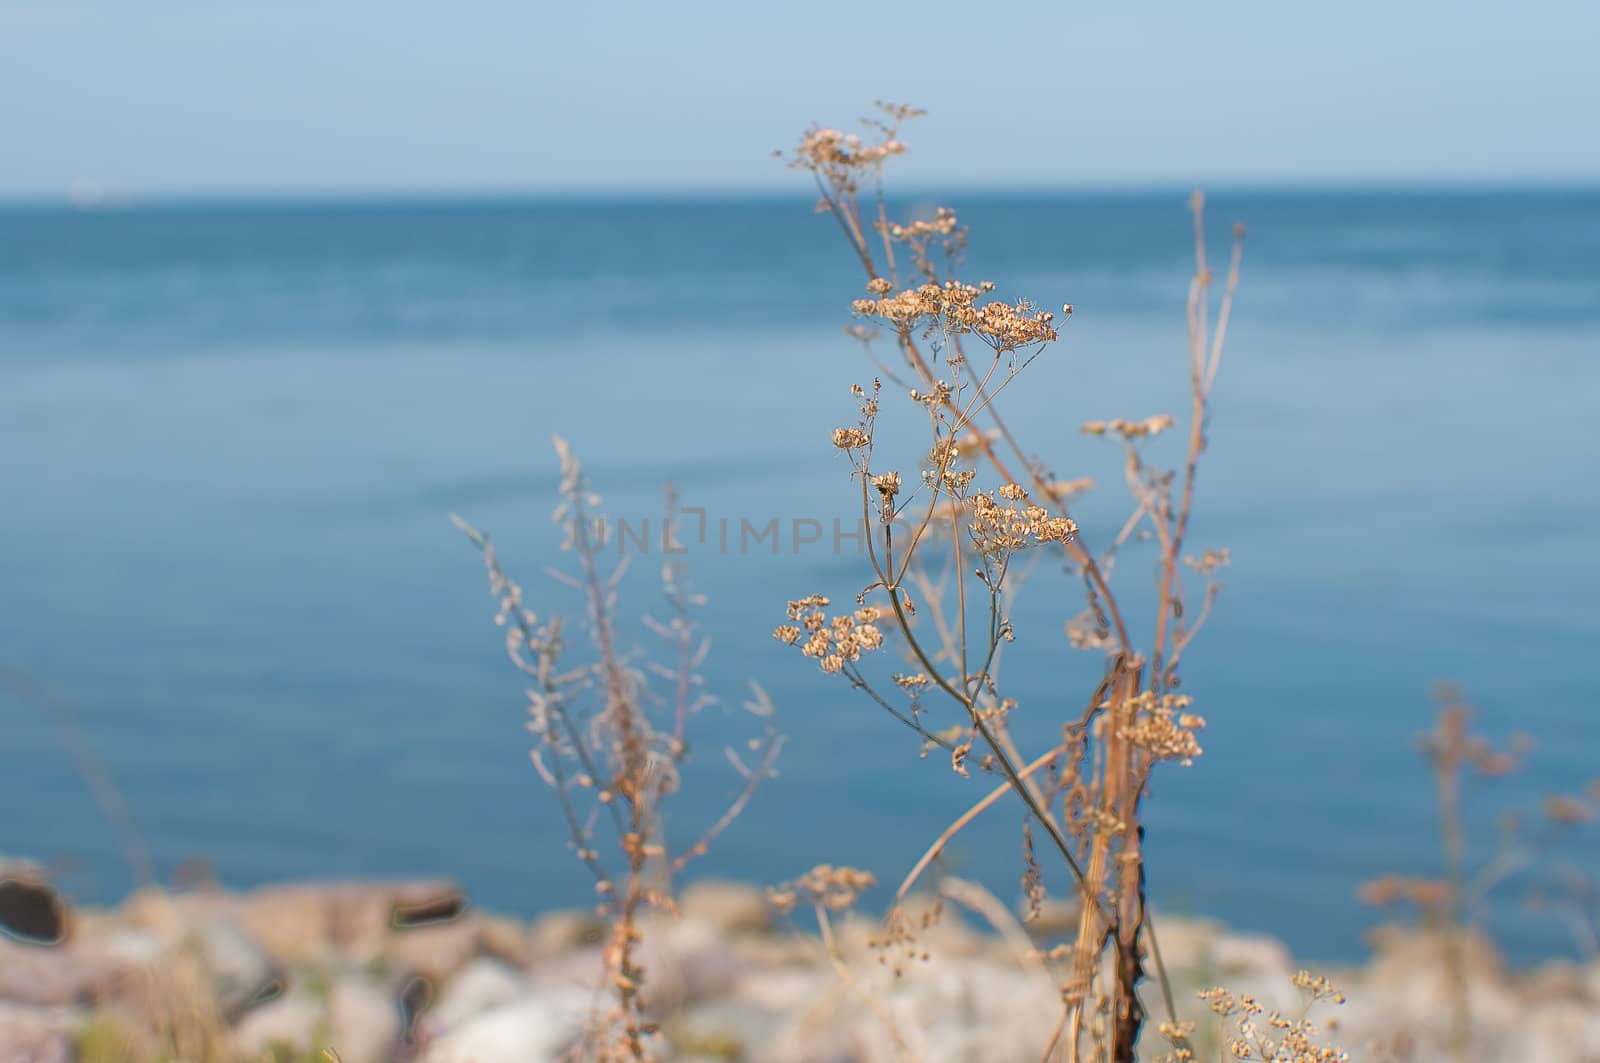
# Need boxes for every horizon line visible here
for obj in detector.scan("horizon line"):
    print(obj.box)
[3,175,1599,211]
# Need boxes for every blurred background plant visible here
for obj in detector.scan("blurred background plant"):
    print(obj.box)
[1359,683,1599,1062]
[455,437,781,1059]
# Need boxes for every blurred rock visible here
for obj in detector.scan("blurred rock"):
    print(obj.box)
[477,912,533,967]
[1353,925,1520,1052]
[672,998,779,1061]
[1583,962,1600,1003]
[529,908,605,959]
[329,976,403,1063]
[230,988,319,1059]
[1521,998,1600,1062]
[0,938,82,1007]
[0,859,67,946]
[728,965,824,1013]
[1524,957,1585,1001]
[13,866,1600,1063]
[680,881,773,935]
[1366,924,1507,990]
[624,915,745,1014]
[192,916,283,1020]
[118,885,237,936]
[232,975,398,1063]
[428,957,529,1034]
[0,1002,75,1063]
[397,972,434,1043]
[236,885,332,966]
[385,913,481,984]
[0,923,149,1007]
[388,881,468,929]
[1211,931,1293,977]
[422,988,592,1063]
[527,944,608,998]
[1143,914,1223,970]
[236,880,464,967]
[105,889,281,1018]
[328,880,463,966]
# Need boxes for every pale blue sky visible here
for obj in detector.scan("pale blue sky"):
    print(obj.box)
[2,1,1597,198]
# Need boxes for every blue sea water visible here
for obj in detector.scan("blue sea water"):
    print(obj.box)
[2,190,1597,963]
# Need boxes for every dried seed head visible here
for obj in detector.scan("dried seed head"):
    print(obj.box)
[1083,415,1177,441]
[850,280,1061,353]
[1117,691,1206,765]
[832,426,870,449]
[871,471,902,497]
[779,593,889,672]
[966,484,1078,558]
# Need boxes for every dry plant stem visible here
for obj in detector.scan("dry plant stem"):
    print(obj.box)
[950,455,974,693]
[872,177,899,284]
[812,173,876,278]
[566,495,657,1059]
[867,474,1074,892]
[1359,694,1577,1063]
[1099,500,1153,575]
[1118,204,1240,1055]
[850,239,1158,1063]
[814,903,911,1058]
[952,353,1136,639]
[896,746,1068,904]
[819,171,1131,652]
[1040,1006,1071,1063]
[1549,896,1600,960]
[1073,666,1144,1057]
[904,555,1171,1047]
[665,575,694,755]
[843,661,957,751]
[892,331,1160,1063]
[884,554,1176,1057]
[460,444,780,1062]
[1,668,157,890]
[899,329,1134,654]
[940,876,1055,987]
[880,545,1099,910]
[1166,577,1222,677]
[1436,748,1472,1063]
[670,721,782,872]
[127,936,235,1063]
[790,114,1238,1063]
[455,519,618,892]
[1151,208,1242,693]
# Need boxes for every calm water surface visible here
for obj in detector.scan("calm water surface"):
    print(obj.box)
[2,190,1597,962]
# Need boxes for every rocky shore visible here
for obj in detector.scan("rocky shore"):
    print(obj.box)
[2,859,1597,1062]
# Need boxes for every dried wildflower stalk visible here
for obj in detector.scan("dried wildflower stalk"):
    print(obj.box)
[456,438,781,1061]
[1359,684,1598,1063]
[768,864,922,1056]
[780,103,1245,1062]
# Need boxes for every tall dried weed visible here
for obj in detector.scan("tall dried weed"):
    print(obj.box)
[773,101,1247,1063]
[457,438,781,1060]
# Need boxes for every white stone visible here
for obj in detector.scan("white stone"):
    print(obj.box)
[231,977,398,1063]
[423,989,593,1063]
[427,957,531,1033]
